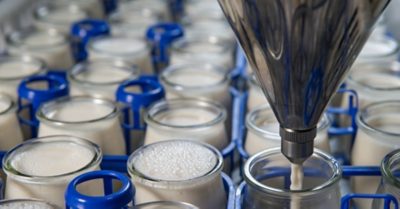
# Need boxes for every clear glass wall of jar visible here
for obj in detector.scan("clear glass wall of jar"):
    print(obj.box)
[133,201,199,209]
[128,140,227,209]
[0,93,23,150]
[144,99,228,151]
[68,59,140,100]
[3,135,102,208]
[243,148,341,209]
[245,105,331,156]
[372,149,400,209]
[0,55,45,100]
[87,36,153,75]
[6,28,73,70]
[37,96,126,155]
[247,73,269,111]
[0,199,59,209]
[351,101,400,209]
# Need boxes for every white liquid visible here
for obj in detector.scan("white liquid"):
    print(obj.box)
[5,140,100,208]
[38,99,126,155]
[0,61,42,100]
[290,164,304,209]
[89,37,153,74]
[7,31,73,70]
[69,63,137,100]
[0,201,56,209]
[130,140,227,209]
[0,95,23,150]
[119,0,171,21]
[145,107,228,150]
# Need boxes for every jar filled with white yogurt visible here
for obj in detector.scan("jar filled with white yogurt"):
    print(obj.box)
[6,29,73,70]
[0,94,23,150]
[134,201,199,209]
[128,140,227,209]
[243,148,341,209]
[33,3,88,34]
[247,73,269,111]
[0,199,58,209]
[351,101,400,209]
[160,63,231,109]
[54,0,104,19]
[144,99,228,150]
[353,36,399,66]
[3,135,102,208]
[87,36,153,74]
[68,59,140,100]
[184,0,226,22]
[245,106,331,157]
[37,96,126,155]
[346,63,400,109]
[170,36,235,72]
[0,55,45,100]
[118,0,171,21]
[110,18,157,39]
[183,20,236,46]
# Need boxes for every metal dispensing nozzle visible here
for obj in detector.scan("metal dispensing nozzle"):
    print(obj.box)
[280,127,316,164]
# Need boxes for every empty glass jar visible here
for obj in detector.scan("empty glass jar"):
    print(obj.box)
[243,148,341,209]
[37,96,126,155]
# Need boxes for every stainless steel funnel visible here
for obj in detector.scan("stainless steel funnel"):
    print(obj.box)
[218,0,390,163]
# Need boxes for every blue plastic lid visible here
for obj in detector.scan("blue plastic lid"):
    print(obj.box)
[146,23,184,64]
[71,19,110,62]
[18,75,69,116]
[102,0,118,15]
[65,170,135,209]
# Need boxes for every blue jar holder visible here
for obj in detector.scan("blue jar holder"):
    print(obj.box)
[70,19,111,62]
[17,75,69,138]
[65,170,134,209]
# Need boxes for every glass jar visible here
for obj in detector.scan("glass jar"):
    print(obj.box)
[33,3,88,35]
[128,140,227,209]
[87,36,153,74]
[144,99,228,150]
[119,0,171,21]
[160,63,231,110]
[0,94,23,150]
[346,63,400,108]
[0,199,59,209]
[0,55,45,100]
[110,18,157,39]
[352,36,399,66]
[68,59,140,100]
[54,0,104,18]
[6,28,73,70]
[134,201,199,209]
[372,149,400,209]
[245,105,331,156]
[170,36,235,72]
[37,96,126,155]
[243,148,341,209]
[3,135,102,208]
[247,73,269,111]
[184,0,226,22]
[351,101,400,209]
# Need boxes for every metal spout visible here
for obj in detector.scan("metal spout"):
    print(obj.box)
[218,0,391,162]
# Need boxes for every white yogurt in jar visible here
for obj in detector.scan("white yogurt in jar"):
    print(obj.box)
[170,37,235,72]
[134,201,199,209]
[247,73,269,111]
[351,101,400,209]
[3,135,102,208]
[55,0,104,18]
[37,96,126,155]
[0,56,45,100]
[7,29,73,70]
[119,0,171,21]
[69,60,140,100]
[0,199,58,209]
[160,64,231,110]
[128,140,227,209]
[144,99,228,151]
[33,4,88,34]
[88,36,153,74]
[353,36,399,66]
[0,94,23,150]
[245,105,331,156]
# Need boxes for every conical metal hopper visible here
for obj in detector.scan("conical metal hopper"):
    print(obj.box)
[218,0,391,163]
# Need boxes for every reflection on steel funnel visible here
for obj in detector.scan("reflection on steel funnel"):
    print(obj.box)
[218,0,390,163]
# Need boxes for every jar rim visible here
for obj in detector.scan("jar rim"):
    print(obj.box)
[160,63,230,91]
[33,3,88,26]
[357,100,400,138]
[36,96,120,126]
[243,148,341,195]
[0,199,59,208]
[127,139,223,189]
[68,59,140,86]
[171,35,234,55]
[0,55,46,81]
[246,105,331,139]
[381,149,400,188]
[144,98,227,130]
[0,94,15,115]
[3,135,102,184]
[6,28,68,50]
[134,201,199,209]
[87,36,150,58]
[357,37,400,60]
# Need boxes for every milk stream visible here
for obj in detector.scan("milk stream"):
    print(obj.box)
[290,163,304,209]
